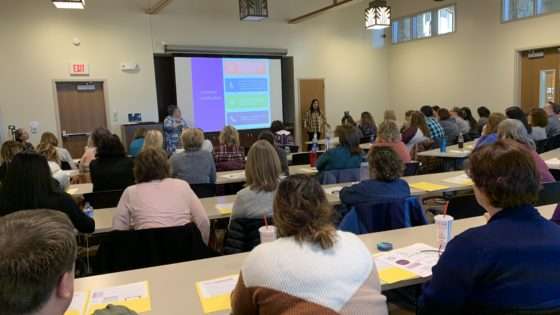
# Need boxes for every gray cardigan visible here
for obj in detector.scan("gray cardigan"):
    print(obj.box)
[170,150,216,184]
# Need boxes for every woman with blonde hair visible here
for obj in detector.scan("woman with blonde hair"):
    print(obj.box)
[170,128,216,185]
[214,125,245,171]
[37,132,76,169]
[143,130,164,151]
[231,174,388,314]
[36,132,72,190]
[371,120,411,163]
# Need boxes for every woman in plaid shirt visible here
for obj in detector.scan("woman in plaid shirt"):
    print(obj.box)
[214,125,245,171]
[303,99,328,143]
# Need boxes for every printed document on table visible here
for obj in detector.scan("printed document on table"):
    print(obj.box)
[86,281,151,314]
[375,243,440,279]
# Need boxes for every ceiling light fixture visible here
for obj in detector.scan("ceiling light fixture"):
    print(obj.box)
[365,0,391,30]
[52,0,85,10]
[239,0,269,21]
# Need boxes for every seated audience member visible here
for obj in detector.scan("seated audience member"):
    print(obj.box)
[230,140,281,221]
[384,109,397,122]
[90,135,135,192]
[341,112,359,128]
[113,148,210,243]
[402,111,430,151]
[358,111,377,141]
[418,140,560,314]
[0,210,78,315]
[0,140,24,182]
[170,128,216,184]
[420,106,446,143]
[340,146,410,208]
[400,110,414,133]
[477,106,491,132]
[431,105,440,119]
[200,130,214,153]
[14,128,34,151]
[372,120,411,163]
[79,127,111,173]
[506,106,532,134]
[38,132,76,169]
[258,131,289,176]
[497,119,554,184]
[142,129,164,151]
[0,153,94,233]
[475,113,506,149]
[270,120,295,146]
[451,107,470,135]
[545,101,560,137]
[128,128,146,157]
[231,175,388,315]
[461,107,481,139]
[37,141,70,191]
[214,125,245,171]
[316,125,363,171]
[438,108,460,145]
[529,108,548,141]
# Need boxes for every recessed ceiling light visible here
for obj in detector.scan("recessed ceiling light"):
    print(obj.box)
[52,0,85,10]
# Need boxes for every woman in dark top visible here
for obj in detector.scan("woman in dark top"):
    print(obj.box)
[14,128,34,152]
[0,140,24,182]
[461,107,481,139]
[506,106,532,135]
[90,134,134,192]
[0,153,94,233]
[358,111,377,141]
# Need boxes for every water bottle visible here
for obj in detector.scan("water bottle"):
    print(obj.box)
[458,132,464,150]
[284,146,291,155]
[370,133,375,144]
[84,202,94,219]
[325,131,332,151]
[309,133,319,167]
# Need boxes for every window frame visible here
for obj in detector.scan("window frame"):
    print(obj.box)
[391,4,456,45]
[501,0,560,23]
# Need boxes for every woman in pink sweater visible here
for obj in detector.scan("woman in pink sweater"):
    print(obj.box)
[112,148,210,243]
[370,120,412,163]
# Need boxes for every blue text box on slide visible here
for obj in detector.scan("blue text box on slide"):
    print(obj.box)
[227,111,270,126]
[225,78,268,93]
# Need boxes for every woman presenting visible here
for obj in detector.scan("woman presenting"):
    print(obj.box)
[303,99,328,143]
[164,105,188,154]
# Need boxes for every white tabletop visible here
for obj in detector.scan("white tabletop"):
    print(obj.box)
[76,204,556,315]
[417,141,476,159]
[541,148,560,170]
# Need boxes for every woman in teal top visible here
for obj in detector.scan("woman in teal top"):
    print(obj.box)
[317,125,363,171]
[128,128,146,157]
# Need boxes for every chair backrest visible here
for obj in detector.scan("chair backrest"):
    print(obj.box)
[190,183,217,198]
[83,190,124,209]
[536,139,548,154]
[94,223,218,274]
[338,197,427,234]
[545,134,560,152]
[404,161,421,176]
[447,194,486,220]
[318,168,361,185]
[223,217,272,255]
[535,181,560,207]
[291,151,324,165]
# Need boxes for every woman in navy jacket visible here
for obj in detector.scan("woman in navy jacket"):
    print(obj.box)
[418,140,560,314]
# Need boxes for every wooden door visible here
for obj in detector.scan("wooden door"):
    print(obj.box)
[55,82,108,158]
[298,79,325,147]
[521,48,560,112]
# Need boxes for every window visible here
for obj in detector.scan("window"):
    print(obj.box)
[503,0,560,22]
[438,6,455,35]
[392,5,455,45]
[414,11,432,39]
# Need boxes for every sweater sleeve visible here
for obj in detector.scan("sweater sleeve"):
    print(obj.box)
[186,184,210,244]
[231,272,258,315]
[209,155,217,184]
[59,193,95,233]
[340,184,363,208]
[418,235,479,314]
[112,188,132,230]
[316,151,330,171]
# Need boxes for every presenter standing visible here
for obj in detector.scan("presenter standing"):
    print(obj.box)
[164,105,188,154]
[303,99,328,144]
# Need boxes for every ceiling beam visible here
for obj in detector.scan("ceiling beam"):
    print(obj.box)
[288,0,356,24]
[145,0,173,15]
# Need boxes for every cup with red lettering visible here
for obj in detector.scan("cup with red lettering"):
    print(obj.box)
[259,225,277,244]
[435,214,454,252]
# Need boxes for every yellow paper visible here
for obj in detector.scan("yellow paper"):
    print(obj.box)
[378,267,418,284]
[65,291,88,315]
[409,182,449,192]
[196,275,239,314]
[86,281,151,314]
[215,203,234,215]
[66,187,79,195]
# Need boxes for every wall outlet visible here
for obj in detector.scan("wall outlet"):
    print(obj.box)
[112,111,119,123]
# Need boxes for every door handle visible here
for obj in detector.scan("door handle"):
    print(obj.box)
[62,132,90,138]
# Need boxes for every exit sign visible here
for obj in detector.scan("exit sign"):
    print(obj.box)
[69,63,89,76]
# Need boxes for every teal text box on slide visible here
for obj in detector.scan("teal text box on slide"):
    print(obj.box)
[225,93,270,111]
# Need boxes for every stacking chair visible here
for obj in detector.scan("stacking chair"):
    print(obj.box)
[83,190,124,209]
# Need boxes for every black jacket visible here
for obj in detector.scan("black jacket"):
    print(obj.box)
[90,157,134,192]
[223,218,272,255]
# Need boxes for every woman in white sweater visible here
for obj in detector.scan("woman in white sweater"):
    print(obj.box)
[231,174,388,315]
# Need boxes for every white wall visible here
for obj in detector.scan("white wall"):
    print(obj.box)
[388,0,560,118]
[0,0,388,144]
